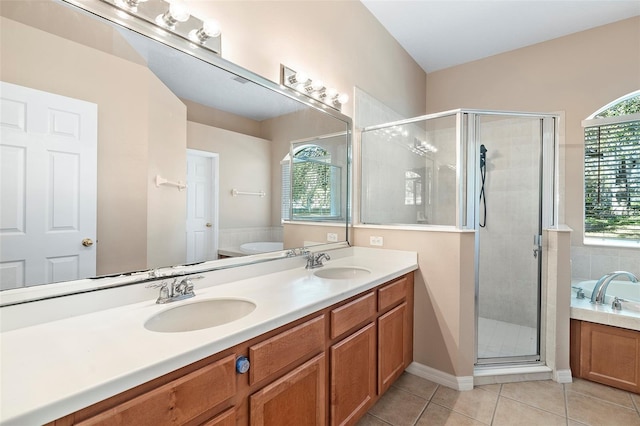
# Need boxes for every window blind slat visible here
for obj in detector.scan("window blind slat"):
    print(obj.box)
[584,118,640,241]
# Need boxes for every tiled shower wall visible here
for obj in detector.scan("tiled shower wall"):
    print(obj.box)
[477,117,542,328]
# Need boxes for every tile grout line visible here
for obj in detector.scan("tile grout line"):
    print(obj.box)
[630,391,640,416]
[487,383,502,425]
[497,393,568,420]
[427,401,490,426]
[567,388,639,412]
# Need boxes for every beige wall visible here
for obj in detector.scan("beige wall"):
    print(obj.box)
[352,228,476,376]
[147,78,188,269]
[182,98,262,138]
[426,17,640,247]
[184,0,427,119]
[187,122,272,229]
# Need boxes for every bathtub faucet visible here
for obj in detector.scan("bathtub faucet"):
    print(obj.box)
[590,271,638,305]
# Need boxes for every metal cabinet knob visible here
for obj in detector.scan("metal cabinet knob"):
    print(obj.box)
[82,238,94,247]
[206,223,212,228]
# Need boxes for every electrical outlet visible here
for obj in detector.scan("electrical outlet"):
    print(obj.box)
[327,232,338,242]
[370,236,384,246]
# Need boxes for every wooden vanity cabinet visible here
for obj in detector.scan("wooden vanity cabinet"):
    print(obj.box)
[570,319,640,393]
[47,272,414,426]
[329,274,414,426]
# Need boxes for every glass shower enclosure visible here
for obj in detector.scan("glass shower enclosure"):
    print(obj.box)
[360,109,558,366]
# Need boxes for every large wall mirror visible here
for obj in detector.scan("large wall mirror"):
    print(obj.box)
[0,0,351,299]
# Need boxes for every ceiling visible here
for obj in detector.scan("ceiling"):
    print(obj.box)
[360,0,640,73]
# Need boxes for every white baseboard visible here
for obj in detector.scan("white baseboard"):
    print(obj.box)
[406,362,474,391]
[554,369,573,383]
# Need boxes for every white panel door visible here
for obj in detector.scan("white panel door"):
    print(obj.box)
[186,151,217,263]
[0,82,97,289]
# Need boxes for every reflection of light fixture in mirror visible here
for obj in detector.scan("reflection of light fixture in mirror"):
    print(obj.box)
[281,65,349,111]
[156,1,190,28]
[102,0,221,55]
[114,0,148,12]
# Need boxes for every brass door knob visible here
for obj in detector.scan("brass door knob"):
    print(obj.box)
[206,223,213,228]
[82,238,94,247]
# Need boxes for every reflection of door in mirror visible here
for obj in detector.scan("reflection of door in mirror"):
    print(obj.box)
[186,150,219,263]
[0,82,97,289]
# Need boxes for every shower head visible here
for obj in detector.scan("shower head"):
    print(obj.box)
[480,144,488,154]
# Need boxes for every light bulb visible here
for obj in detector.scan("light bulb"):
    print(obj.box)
[295,71,309,85]
[189,19,221,43]
[326,88,338,99]
[156,1,190,28]
[311,79,324,91]
[337,93,349,104]
[202,20,221,37]
[169,2,190,22]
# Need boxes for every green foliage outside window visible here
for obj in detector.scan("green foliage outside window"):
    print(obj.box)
[584,95,640,241]
[292,146,333,216]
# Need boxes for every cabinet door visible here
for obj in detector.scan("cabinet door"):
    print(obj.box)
[250,353,326,426]
[330,323,376,426]
[378,302,408,394]
[580,321,640,393]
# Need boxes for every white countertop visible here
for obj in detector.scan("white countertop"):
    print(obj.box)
[570,296,640,332]
[0,247,417,425]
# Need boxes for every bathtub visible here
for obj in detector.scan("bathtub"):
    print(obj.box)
[239,241,284,254]
[571,279,640,331]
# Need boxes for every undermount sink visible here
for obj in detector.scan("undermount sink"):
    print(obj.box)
[313,266,372,280]
[144,298,256,333]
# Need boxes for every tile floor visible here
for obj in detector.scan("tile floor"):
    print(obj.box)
[357,373,640,425]
[477,317,537,358]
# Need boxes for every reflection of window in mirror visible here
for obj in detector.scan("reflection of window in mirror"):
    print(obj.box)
[583,91,640,246]
[404,170,423,206]
[282,145,341,221]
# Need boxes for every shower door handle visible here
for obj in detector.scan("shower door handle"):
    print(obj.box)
[533,234,542,259]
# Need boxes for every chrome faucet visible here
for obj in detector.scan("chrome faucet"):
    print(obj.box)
[306,252,330,269]
[590,271,638,305]
[147,275,203,304]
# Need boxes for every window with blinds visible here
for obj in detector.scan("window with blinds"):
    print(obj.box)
[584,116,640,243]
[281,145,341,221]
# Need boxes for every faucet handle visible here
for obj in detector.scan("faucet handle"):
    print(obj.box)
[571,286,585,299]
[612,297,626,311]
[146,280,169,289]
[178,275,204,295]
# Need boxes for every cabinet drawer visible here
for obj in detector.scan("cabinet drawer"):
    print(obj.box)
[330,292,375,339]
[378,275,408,311]
[249,315,325,385]
[78,354,236,425]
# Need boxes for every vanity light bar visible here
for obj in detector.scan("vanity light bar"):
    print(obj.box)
[101,0,221,54]
[281,65,349,112]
